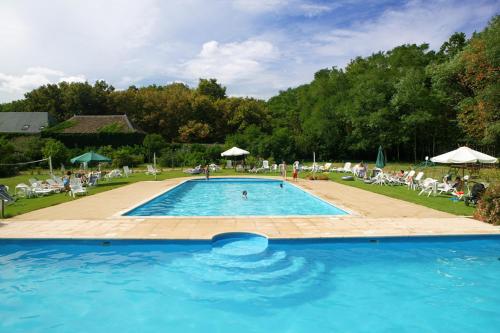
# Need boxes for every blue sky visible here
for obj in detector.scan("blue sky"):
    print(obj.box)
[0,0,498,102]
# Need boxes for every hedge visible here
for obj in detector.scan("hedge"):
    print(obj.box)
[41,132,146,147]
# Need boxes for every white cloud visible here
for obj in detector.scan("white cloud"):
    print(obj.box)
[232,0,289,13]
[58,75,86,83]
[182,40,280,84]
[298,3,334,17]
[26,67,65,77]
[232,0,333,16]
[0,0,496,101]
[313,0,498,62]
[0,67,86,97]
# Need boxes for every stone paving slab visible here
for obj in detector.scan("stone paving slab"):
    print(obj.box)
[0,177,498,240]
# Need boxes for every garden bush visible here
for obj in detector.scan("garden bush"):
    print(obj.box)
[305,173,329,180]
[474,183,500,225]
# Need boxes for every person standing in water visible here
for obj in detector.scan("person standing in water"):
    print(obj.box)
[242,190,248,199]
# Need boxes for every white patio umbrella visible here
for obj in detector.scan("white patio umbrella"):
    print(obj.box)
[221,147,250,157]
[221,147,250,170]
[430,146,498,164]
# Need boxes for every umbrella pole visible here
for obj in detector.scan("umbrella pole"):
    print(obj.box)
[48,156,53,176]
[154,152,157,181]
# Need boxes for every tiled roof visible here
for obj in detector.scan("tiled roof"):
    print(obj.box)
[62,115,136,133]
[0,112,51,133]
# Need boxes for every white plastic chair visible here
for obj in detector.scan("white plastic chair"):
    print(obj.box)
[418,178,438,196]
[411,172,424,190]
[146,164,159,175]
[123,166,132,177]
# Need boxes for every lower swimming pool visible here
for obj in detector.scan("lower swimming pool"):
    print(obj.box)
[124,178,347,216]
[1,235,499,332]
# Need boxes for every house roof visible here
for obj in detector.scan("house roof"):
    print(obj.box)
[0,112,51,133]
[61,115,137,133]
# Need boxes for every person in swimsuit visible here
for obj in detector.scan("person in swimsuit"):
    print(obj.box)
[242,190,248,199]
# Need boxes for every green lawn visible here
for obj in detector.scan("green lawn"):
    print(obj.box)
[0,168,274,218]
[326,172,475,216]
[0,162,491,218]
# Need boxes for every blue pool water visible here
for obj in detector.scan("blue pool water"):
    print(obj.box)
[125,178,347,216]
[1,236,499,333]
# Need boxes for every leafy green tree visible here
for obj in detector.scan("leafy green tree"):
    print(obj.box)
[42,139,68,165]
[438,32,467,60]
[0,137,17,177]
[143,133,167,162]
[196,78,226,100]
[178,121,211,142]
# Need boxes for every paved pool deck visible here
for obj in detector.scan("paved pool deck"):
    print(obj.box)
[0,176,498,239]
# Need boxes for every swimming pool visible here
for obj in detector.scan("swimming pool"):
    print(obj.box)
[124,178,348,216]
[1,235,499,332]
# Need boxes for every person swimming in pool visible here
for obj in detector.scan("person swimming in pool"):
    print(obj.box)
[242,190,248,199]
[279,183,283,188]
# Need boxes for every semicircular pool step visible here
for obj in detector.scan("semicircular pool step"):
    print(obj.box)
[166,234,329,302]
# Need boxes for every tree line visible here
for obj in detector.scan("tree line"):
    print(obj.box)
[1,16,498,164]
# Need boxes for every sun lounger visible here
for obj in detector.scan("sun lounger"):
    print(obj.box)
[29,178,56,195]
[69,181,87,198]
[52,176,65,187]
[303,163,320,172]
[319,163,332,172]
[46,179,64,192]
[418,178,438,196]
[15,183,34,198]
[209,164,221,172]
[105,169,122,180]
[88,174,98,186]
[410,172,424,190]
[146,164,159,175]
[123,166,132,177]
[256,160,270,173]
[333,162,352,173]
[184,165,202,174]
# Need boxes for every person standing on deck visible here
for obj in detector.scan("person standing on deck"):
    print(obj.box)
[205,165,210,180]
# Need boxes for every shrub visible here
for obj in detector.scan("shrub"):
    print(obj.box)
[474,184,500,225]
[0,137,18,177]
[143,134,167,162]
[111,146,144,167]
[305,173,329,180]
[245,156,258,168]
[42,139,68,165]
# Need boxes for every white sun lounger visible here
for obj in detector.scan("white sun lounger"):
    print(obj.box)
[146,164,159,175]
[123,166,132,177]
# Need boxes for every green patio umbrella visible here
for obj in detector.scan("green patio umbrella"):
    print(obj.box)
[70,151,112,165]
[375,145,386,168]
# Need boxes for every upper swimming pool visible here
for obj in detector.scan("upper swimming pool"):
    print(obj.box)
[124,178,348,216]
